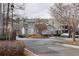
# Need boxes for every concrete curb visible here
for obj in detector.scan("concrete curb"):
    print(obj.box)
[24,48,38,56]
[58,43,79,49]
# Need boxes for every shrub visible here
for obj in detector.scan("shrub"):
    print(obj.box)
[0,40,25,56]
[0,35,9,40]
[29,34,48,38]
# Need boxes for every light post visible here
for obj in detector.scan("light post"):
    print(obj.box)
[11,4,14,40]
[11,4,14,30]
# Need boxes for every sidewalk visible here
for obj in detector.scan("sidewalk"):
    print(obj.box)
[16,36,65,41]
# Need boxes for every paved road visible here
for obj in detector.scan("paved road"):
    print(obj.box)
[23,38,79,56]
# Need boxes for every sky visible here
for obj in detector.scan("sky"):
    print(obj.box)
[16,3,54,19]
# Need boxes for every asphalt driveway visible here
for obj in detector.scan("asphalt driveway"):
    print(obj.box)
[23,38,79,56]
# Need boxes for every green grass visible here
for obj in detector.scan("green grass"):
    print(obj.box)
[29,34,48,38]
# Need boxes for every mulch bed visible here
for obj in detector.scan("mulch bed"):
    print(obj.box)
[0,40,25,56]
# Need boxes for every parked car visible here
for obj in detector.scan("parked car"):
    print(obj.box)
[75,31,79,35]
[61,33,69,37]
[51,29,62,36]
[18,35,26,38]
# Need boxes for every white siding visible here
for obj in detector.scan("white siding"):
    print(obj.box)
[27,23,36,34]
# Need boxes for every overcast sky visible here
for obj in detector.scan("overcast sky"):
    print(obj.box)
[16,3,54,19]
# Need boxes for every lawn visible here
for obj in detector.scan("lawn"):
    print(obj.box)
[64,39,79,46]
[28,34,49,38]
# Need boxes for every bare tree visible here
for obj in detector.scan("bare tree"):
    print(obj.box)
[2,3,26,40]
[35,20,47,35]
[50,3,79,41]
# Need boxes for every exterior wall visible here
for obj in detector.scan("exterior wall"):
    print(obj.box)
[24,19,55,35]
[26,23,37,35]
[53,20,61,30]
[24,19,49,35]
[18,20,24,35]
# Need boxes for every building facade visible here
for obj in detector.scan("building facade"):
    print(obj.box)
[23,18,56,35]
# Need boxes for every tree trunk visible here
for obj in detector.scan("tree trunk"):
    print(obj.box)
[6,3,10,40]
[72,32,75,41]
[68,26,72,38]
[68,30,72,38]
[2,4,5,35]
[72,26,76,41]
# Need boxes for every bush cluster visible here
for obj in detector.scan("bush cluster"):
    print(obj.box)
[0,35,12,40]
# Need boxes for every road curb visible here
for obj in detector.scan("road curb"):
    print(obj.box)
[24,48,38,56]
[58,43,79,49]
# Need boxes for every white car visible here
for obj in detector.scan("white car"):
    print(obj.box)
[61,33,69,37]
